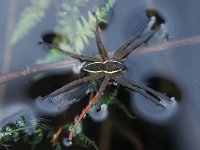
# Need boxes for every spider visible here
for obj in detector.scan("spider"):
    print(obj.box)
[40,14,171,143]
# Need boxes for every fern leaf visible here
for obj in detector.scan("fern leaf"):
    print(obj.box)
[113,100,135,119]
[100,89,135,119]
[96,0,117,22]
[77,132,99,150]
[52,141,62,150]
[56,0,116,53]
[36,48,66,64]
[10,0,51,45]
[38,0,116,64]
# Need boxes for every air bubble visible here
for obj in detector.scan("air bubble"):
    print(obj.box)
[5,126,12,132]
[148,16,156,30]
[86,88,93,95]
[171,97,175,100]
[88,104,108,122]
[73,98,79,103]
[58,12,68,15]
[83,114,87,119]
[113,82,118,86]
[74,115,79,122]
[68,124,73,132]
[72,61,85,74]
[63,138,72,147]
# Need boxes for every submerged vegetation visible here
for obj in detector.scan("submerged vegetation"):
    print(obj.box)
[99,89,135,119]
[0,113,98,150]
[0,114,51,150]
[0,89,134,150]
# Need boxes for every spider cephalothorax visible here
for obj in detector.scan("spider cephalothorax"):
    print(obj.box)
[82,60,126,74]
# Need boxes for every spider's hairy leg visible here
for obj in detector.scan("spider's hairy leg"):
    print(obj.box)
[112,75,167,107]
[115,24,160,60]
[39,74,104,111]
[113,20,149,60]
[94,13,109,61]
[68,77,110,141]
[123,78,172,106]
[40,40,101,62]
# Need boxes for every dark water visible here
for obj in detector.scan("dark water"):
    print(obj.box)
[0,0,200,150]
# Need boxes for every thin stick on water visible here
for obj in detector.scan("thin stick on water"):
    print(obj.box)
[0,36,200,84]
[139,36,200,53]
[68,92,99,141]
[0,60,74,84]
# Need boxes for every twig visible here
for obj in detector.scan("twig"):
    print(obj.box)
[68,92,99,141]
[0,60,74,84]
[138,36,200,54]
[0,36,200,84]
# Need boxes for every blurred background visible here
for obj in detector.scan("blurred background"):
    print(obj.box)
[0,0,200,149]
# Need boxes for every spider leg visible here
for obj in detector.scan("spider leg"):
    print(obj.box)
[68,77,110,141]
[39,74,104,111]
[113,20,149,60]
[122,77,172,103]
[115,25,160,60]
[112,75,168,107]
[40,41,101,62]
[94,13,109,61]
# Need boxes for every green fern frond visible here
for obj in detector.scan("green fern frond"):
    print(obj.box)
[100,89,118,105]
[10,0,117,64]
[74,11,95,51]
[77,132,99,150]
[52,141,62,150]
[100,89,135,119]
[32,118,53,133]
[0,115,52,149]
[36,48,66,64]
[112,99,135,119]
[96,0,117,22]
[73,0,117,52]
[39,0,117,64]
[23,128,43,148]
[10,0,51,45]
